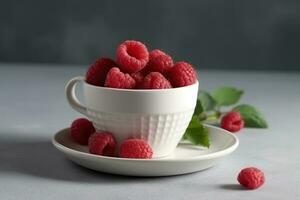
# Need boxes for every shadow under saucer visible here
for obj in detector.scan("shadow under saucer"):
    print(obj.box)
[0,138,192,183]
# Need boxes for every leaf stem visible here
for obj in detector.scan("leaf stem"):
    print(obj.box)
[201,111,225,123]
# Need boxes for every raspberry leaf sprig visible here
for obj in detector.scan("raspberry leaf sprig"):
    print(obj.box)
[183,86,268,148]
[183,116,210,147]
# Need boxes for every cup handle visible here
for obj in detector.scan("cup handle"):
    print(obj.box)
[65,76,87,115]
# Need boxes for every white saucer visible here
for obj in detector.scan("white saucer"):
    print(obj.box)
[52,125,238,176]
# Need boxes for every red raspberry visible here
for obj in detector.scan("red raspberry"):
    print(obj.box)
[88,132,117,156]
[149,49,166,61]
[130,71,145,88]
[70,118,95,145]
[116,40,149,73]
[238,167,265,189]
[147,54,174,74]
[86,58,117,86]
[119,139,153,159]
[141,72,172,89]
[142,49,168,74]
[104,67,136,89]
[221,112,244,132]
[167,61,197,87]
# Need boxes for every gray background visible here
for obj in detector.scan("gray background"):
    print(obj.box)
[1,0,300,70]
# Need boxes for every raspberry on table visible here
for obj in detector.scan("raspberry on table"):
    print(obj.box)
[167,61,197,87]
[104,67,136,89]
[237,167,265,189]
[119,139,153,159]
[141,72,172,89]
[149,49,166,61]
[147,54,174,74]
[70,118,95,145]
[88,132,117,156]
[86,58,117,86]
[116,40,149,73]
[221,112,244,132]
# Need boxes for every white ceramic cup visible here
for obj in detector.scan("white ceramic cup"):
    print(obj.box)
[65,76,199,158]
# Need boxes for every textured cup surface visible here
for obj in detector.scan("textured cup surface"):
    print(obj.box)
[66,76,198,158]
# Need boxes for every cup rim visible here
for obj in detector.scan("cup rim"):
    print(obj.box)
[84,79,199,93]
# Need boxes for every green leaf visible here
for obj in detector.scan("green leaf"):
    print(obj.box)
[212,87,243,106]
[233,104,268,128]
[198,91,216,111]
[183,116,210,147]
[193,99,204,115]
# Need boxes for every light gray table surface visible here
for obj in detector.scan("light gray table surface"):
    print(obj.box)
[0,64,299,199]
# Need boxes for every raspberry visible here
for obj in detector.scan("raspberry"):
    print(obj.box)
[119,139,153,159]
[70,118,95,145]
[88,132,117,156]
[167,61,197,87]
[147,54,174,74]
[104,67,136,89]
[86,58,117,86]
[116,40,149,73]
[238,167,265,189]
[142,49,168,74]
[149,49,166,61]
[141,72,172,89]
[130,71,145,88]
[221,112,244,132]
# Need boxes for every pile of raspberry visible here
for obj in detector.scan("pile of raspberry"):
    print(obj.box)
[70,118,153,159]
[86,40,197,89]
